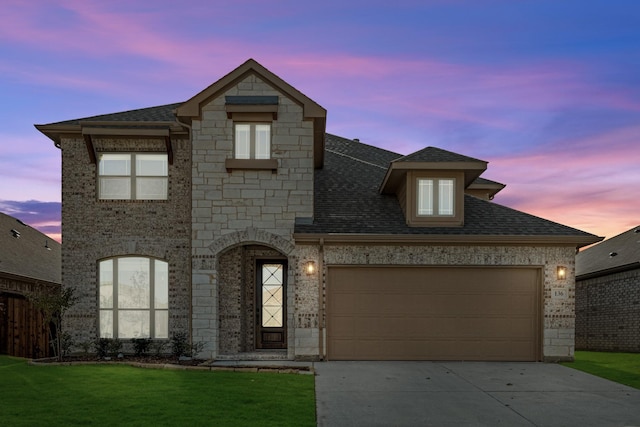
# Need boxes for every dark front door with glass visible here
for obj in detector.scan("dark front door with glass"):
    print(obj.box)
[256,260,287,349]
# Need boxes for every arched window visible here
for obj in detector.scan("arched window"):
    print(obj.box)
[99,257,168,339]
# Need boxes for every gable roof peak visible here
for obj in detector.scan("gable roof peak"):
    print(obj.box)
[395,146,486,164]
[175,58,326,120]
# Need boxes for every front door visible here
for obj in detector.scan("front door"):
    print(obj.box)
[256,260,287,349]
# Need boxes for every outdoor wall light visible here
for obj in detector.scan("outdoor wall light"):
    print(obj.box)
[556,266,567,280]
[304,261,316,276]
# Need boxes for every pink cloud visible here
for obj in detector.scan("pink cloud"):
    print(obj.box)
[489,125,640,240]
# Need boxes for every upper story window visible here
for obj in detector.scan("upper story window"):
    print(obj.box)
[234,123,271,159]
[417,178,455,216]
[99,256,169,339]
[98,153,168,200]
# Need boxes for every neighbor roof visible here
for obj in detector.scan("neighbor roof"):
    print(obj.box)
[576,225,640,279]
[295,135,601,247]
[0,212,61,284]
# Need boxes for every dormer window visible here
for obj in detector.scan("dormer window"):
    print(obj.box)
[405,171,464,227]
[417,178,455,216]
[379,147,490,228]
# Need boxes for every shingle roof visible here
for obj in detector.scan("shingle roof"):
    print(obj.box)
[576,226,640,279]
[43,103,181,126]
[296,135,600,243]
[396,146,486,163]
[0,212,61,284]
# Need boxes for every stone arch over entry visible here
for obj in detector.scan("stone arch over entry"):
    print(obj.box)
[208,227,295,257]
[208,228,295,358]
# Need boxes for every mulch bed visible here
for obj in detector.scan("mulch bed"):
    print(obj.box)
[33,354,207,366]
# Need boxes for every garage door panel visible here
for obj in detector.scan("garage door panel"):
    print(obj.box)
[327,266,541,361]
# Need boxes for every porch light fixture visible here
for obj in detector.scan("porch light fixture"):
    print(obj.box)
[556,266,567,280]
[304,261,316,276]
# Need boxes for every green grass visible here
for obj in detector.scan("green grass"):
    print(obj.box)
[0,356,315,426]
[562,351,640,389]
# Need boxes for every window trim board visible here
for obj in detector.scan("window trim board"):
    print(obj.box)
[406,170,465,227]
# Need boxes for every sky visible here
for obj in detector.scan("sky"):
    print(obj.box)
[1,0,639,244]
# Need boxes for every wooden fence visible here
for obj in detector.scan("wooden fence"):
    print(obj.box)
[0,293,54,358]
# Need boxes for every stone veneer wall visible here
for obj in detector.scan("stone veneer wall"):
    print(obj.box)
[576,268,640,352]
[59,136,192,351]
[317,244,578,361]
[217,245,286,354]
[190,74,315,359]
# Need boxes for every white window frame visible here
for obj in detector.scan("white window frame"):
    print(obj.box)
[99,257,169,339]
[417,178,455,217]
[98,153,168,200]
[234,123,271,159]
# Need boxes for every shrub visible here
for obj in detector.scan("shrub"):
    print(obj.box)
[60,332,74,357]
[108,339,122,357]
[95,338,110,358]
[171,332,189,357]
[152,340,167,356]
[131,338,152,357]
[171,332,205,358]
[79,341,92,356]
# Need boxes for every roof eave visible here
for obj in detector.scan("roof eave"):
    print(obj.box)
[576,261,640,281]
[35,123,80,148]
[380,160,488,194]
[293,232,603,247]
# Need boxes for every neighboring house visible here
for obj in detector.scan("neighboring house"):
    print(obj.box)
[0,212,61,358]
[36,59,601,362]
[576,226,640,352]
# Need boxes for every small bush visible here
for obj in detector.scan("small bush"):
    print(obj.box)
[95,338,123,358]
[79,341,92,356]
[95,338,110,358]
[131,338,152,357]
[171,332,189,357]
[171,332,205,358]
[59,332,74,357]
[152,340,167,356]
[109,339,122,357]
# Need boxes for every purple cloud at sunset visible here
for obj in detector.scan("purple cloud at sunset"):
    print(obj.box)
[1,0,639,243]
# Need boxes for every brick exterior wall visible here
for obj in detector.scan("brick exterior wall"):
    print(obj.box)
[576,268,640,352]
[59,136,192,352]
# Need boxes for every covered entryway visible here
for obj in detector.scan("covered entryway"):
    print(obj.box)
[326,266,541,361]
[217,245,288,355]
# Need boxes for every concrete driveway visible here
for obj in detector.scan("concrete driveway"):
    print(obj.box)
[314,361,640,427]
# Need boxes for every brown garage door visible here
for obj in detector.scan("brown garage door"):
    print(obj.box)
[327,266,541,361]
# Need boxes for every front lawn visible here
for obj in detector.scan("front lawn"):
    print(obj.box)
[562,351,640,389]
[0,356,315,426]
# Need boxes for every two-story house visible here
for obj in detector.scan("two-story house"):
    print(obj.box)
[37,59,601,362]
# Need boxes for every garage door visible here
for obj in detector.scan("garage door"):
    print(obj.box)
[327,266,541,361]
